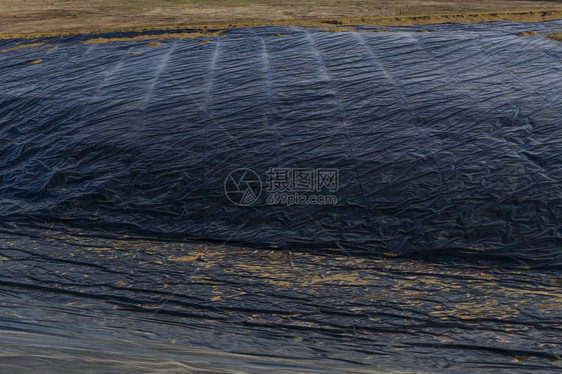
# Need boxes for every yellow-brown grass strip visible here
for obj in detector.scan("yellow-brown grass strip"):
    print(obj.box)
[0,9,560,40]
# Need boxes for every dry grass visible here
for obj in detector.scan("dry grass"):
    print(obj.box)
[82,31,223,44]
[0,0,560,37]
[515,31,543,36]
[318,26,357,32]
[547,32,562,41]
[0,42,44,53]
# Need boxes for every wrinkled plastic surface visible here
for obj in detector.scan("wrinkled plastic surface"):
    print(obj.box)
[0,230,561,372]
[1,21,561,267]
[0,21,562,372]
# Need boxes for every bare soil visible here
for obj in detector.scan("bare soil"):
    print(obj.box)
[0,0,560,37]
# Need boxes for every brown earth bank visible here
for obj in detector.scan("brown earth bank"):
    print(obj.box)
[0,0,561,37]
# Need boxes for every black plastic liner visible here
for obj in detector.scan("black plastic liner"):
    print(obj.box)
[1,21,562,373]
[0,230,561,372]
[0,21,561,267]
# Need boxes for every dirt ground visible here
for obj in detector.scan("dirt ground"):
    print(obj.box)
[0,0,561,36]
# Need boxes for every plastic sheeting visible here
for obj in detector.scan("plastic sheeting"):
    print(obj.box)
[0,21,561,267]
[0,21,562,373]
[0,230,561,372]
